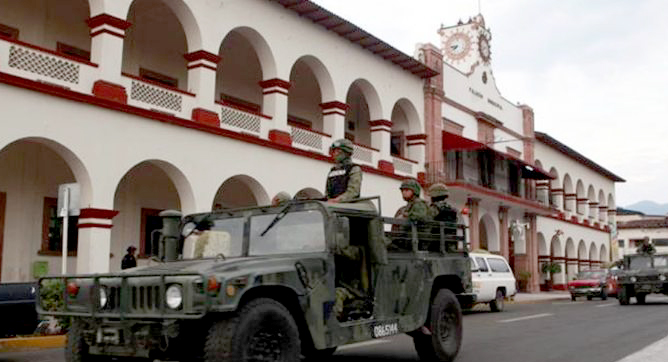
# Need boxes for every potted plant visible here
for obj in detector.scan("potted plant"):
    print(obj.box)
[541,262,562,290]
[517,271,532,292]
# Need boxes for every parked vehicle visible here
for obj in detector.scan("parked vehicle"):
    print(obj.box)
[37,198,474,362]
[617,253,668,305]
[468,252,516,312]
[0,282,38,337]
[568,270,612,301]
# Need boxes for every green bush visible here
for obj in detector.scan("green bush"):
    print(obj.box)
[541,262,562,275]
[38,279,70,331]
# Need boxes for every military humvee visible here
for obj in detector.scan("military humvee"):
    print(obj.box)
[617,253,668,305]
[37,198,474,361]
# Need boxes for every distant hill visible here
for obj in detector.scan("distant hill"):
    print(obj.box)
[624,201,668,215]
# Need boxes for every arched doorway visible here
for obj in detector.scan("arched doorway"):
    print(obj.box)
[212,175,269,210]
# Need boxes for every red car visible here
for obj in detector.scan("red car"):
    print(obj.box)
[568,269,618,301]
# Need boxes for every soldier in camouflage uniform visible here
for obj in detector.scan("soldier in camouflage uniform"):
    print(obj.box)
[396,179,429,222]
[636,236,656,255]
[271,191,291,206]
[428,183,458,223]
[326,139,362,203]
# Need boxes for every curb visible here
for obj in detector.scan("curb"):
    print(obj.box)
[0,335,65,352]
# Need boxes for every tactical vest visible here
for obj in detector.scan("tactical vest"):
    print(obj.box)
[327,163,357,199]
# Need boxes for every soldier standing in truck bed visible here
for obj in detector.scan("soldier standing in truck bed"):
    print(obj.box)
[326,139,362,203]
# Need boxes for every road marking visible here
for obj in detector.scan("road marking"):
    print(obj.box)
[554,301,583,305]
[596,303,617,308]
[498,313,553,323]
[337,339,391,351]
[615,334,668,362]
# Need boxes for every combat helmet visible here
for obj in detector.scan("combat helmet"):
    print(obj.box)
[330,138,354,154]
[399,178,421,197]
[428,183,449,198]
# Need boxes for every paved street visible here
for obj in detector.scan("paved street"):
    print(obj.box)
[3,296,668,362]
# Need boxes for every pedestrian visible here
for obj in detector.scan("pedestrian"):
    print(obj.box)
[271,191,292,206]
[325,138,362,203]
[121,246,137,270]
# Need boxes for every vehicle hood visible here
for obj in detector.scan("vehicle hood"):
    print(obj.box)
[568,279,603,287]
[621,268,668,277]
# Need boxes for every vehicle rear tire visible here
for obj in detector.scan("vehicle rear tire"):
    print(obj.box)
[571,294,576,301]
[65,319,92,362]
[412,289,462,362]
[618,286,630,305]
[204,298,301,362]
[636,293,647,305]
[601,290,608,300]
[586,295,593,301]
[489,289,504,312]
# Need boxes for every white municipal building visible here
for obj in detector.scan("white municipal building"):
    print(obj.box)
[0,0,623,292]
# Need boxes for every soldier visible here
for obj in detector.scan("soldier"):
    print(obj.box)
[326,139,362,203]
[271,191,292,206]
[121,246,137,270]
[396,179,429,222]
[636,236,656,255]
[428,183,458,223]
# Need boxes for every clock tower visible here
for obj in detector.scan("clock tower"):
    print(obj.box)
[438,14,492,74]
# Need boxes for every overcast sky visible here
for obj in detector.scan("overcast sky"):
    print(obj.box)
[311,0,668,207]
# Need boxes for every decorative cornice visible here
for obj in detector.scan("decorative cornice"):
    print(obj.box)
[369,120,393,128]
[319,101,349,111]
[86,14,132,30]
[79,208,119,219]
[259,78,291,90]
[406,134,428,141]
[184,50,221,64]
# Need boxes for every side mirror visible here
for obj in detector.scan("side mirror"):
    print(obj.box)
[335,216,350,250]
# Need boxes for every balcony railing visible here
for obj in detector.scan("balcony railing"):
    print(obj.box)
[219,102,266,137]
[392,156,417,176]
[121,73,196,119]
[0,37,97,94]
[352,143,377,167]
[289,125,330,154]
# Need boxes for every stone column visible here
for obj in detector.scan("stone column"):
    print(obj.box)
[576,198,588,220]
[87,14,132,103]
[498,206,510,260]
[184,50,221,127]
[467,198,480,251]
[551,188,564,212]
[260,78,292,146]
[564,193,576,219]
[536,181,550,205]
[599,206,608,223]
[566,258,578,280]
[527,213,540,293]
[320,101,348,141]
[406,134,427,166]
[607,209,616,226]
[419,44,445,183]
[76,208,119,274]
[369,120,394,173]
[553,257,567,290]
[588,202,598,224]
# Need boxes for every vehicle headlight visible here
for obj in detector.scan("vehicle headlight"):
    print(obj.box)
[99,287,108,308]
[165,285,183,309]
[660,275,667,281]
[630,277,637,283]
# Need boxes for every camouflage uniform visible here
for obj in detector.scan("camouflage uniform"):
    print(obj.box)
[396,179,429,223]
[636,238,656,255]
[326,139,362,202]
[427,183,458,223]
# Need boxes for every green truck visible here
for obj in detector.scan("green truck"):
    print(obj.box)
[37,198,474,361]
[617,253,668,305]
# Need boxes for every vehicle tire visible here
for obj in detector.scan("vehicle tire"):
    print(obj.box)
[586,295,593,301]
[413,289,462,362]
[489,289,504,312]
[204,298,301,362]
[303,347,337,360]
[571,294,576,301]
[636,293,647,305]
[618,286,630,305]
[601,290,608,300]
[65,319,91,362]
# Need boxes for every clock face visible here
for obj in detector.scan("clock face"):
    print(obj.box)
[479,34,491,63]
[444,32,472,61]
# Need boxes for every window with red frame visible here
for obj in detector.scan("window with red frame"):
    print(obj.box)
[41,197,78,254]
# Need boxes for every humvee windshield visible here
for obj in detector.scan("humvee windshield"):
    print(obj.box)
[180,209,326,259]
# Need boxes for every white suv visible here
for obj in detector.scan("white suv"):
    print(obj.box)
[469,252,517,312]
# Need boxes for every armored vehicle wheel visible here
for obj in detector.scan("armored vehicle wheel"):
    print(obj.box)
[618,286,630,305]
[413,289,462,362]
[636,293,647,305]
[66,319,92,362]
[489,289,504,312]
[204,298,300,362]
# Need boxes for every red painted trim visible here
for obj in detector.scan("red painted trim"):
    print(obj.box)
[121,72,195,96]
[192,108,220,127]
[406,134,428,141]
[323,110,346,117]
[90,29,125,39]
[216,100,272,120]
[262,89,289,96]
[0,37,99,67]
[92,80,127,104]
[353,142,380,152]
[543,214,609,232]
[183,50,221,64]
[445,181,553,214]
[377,160,394,173]
[392,155,418,164]
[319,101,349,111]
[564,193,577,198]
[576,198,588,202]
[86,14,132,30]
[259,78,291,90]
[0,71,412,182]
[79,208,119,219]
[187,63,217,72]
[268,129,292,146]
[369,119,392,128]
[78,223,113,229]
[551,188,564,193]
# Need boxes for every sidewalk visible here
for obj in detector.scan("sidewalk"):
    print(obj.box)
[510,291,571,304]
